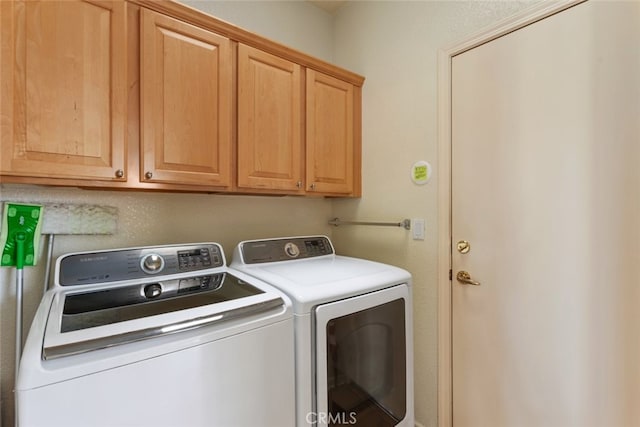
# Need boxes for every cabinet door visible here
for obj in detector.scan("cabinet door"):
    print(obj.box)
[237,44,303,192]
[306,69,357,195]
[0,0,127,181]
[140,9,232,187]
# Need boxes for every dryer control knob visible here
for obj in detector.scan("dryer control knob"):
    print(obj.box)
[143,283,162,299]
[284,242,300,258]
[141,253,165,274]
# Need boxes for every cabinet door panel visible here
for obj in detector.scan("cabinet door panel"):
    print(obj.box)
[306,70,354,195]
[237,44,303,191]
[141,9,232,187]
[0,0,126,180]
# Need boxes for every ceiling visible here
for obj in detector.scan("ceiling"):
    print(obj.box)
[308,0,347,14]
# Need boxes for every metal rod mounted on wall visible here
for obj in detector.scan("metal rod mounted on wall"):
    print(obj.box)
[328,217,411,230]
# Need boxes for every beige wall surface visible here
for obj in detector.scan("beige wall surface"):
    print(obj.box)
[330,2,536,426]
[0,1,538,427]
[182,0,335,62]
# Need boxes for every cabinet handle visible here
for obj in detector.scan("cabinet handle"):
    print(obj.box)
[296,181,302,188]
[145,171,153,180]
[115,169,124,179]
[310,183,316,190]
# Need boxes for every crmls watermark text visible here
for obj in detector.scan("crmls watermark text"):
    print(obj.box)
[306,412,357,425]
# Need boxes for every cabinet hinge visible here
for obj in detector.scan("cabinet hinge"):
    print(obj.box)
[449,269,453,281]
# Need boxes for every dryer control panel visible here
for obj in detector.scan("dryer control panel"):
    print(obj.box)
[239,236,334,264]
[58,243,224,286]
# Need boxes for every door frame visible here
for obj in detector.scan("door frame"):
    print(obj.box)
[436,1,585,426]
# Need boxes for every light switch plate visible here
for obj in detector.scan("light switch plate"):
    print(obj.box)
[411,218,425,240]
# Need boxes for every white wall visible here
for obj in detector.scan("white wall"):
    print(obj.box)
[330,2,536,426]
[0,2,334,425]
[183,0,335,62]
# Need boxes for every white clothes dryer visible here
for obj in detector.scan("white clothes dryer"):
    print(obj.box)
[230,236,414,427]
[16,242,295,427]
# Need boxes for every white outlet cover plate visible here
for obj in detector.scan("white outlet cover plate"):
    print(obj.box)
[412,218,425,240]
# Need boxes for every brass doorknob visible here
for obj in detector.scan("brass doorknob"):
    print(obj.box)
[457,240,471,254]
[456,271,481,286]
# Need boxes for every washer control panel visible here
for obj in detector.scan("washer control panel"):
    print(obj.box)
[240,236,334,264]
[59,243,224,286]
[177,247,215,271]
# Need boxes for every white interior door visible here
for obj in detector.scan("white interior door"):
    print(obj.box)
[451,2,640,426]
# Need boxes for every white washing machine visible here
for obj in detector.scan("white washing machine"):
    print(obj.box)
[230,236,414,427]
[16,242,295,427]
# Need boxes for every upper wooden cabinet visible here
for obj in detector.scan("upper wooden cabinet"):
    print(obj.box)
[0,0,364,196]
[306,70,360,196]
[0,0,127,181]
[238,47,361,196]
[237,44,304,193]
[140,8,233,188]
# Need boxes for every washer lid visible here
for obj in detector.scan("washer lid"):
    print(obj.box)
[42,272,284,360]
[59,273,263,333]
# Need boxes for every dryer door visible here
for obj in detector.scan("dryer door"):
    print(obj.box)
[314,284,413,427]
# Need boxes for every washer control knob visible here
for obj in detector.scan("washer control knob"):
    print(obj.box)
[284,242,300,258]
[141,253,165,274]
[143,283,162,299]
